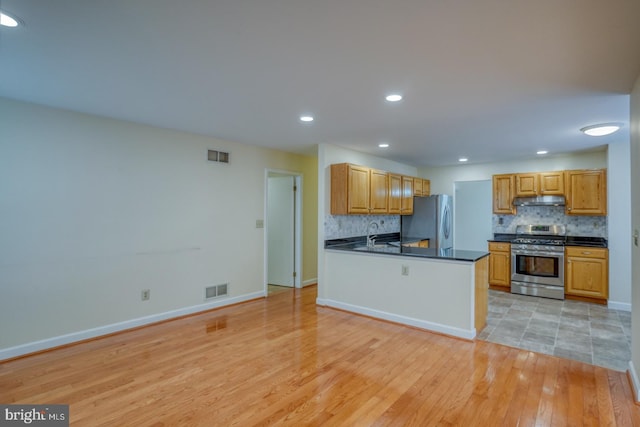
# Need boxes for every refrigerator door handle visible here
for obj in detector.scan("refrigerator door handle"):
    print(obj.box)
[442,203,451,239]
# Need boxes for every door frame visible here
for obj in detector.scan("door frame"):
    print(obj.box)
[264,169,303,291]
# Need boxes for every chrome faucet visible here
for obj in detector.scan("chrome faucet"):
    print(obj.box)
[366,221,379,247]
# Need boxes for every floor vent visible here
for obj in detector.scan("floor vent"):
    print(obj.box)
[205,283,229,299]
[207,150,230,163]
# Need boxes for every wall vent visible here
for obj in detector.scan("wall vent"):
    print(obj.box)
[205,283,229,300]
[208,150,230,163]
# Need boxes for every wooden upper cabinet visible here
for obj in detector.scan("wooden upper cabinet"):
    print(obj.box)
[414,178,424,197]
[331,163,431,215]
[565,169,607,215]
[413,178,431,197]
[369,169,389,214]
[516,171,564,196]
[331,163,369,214]
[515,173,538,196]
[388,173,402,214]
[493,174,515,214]
[539,171,564,195]
[401,176,414,215]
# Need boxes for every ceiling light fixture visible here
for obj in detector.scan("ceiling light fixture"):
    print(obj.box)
[537,150,548,155]
[458,157,468,162]
[580,123,621,137]
[299,115,314,123]
[0,11,20,27]
[385,94,402,102]
[378,143,389,148]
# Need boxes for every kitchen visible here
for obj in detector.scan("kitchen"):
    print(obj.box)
[319,142,632,371]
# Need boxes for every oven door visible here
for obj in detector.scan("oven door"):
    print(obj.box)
[511,249,564,287]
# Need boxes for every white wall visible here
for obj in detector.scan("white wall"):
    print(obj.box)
[630,74,640,399]
[608,140,632,309]
[0,97,309,355]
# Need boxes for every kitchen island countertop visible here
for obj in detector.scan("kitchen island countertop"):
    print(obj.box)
[325,234,489,262]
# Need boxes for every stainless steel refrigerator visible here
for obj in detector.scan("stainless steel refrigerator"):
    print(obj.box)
[401,194,453,249]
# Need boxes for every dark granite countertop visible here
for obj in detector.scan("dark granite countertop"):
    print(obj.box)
[325,234,489,262]
[487,234,607,248]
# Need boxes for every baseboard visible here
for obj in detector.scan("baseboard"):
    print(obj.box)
[0,291,265,362]
[302,278,317,287]
[316,298,475,340]
[608,300,632,312]
[629,361,640,403]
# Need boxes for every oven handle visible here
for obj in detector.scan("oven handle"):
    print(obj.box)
[512,250,564,257]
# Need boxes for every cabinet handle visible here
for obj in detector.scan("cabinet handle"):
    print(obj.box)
[582,251,591,255]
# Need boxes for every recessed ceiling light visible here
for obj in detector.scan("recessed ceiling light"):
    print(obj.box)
[580,123,621,136]
[0,11,20,27]
[299,115,314,123]
[378,143,389,148]
[458,157,468,162]
[537,150,548,155]
[385,94,402,102]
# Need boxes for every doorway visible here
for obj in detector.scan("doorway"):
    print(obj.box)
[266,171,302,295]
[453,180,492,251]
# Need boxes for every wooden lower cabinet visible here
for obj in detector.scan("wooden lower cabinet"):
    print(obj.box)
[488,242,511,290]
[402,239,429,248]
[565,246,608,302]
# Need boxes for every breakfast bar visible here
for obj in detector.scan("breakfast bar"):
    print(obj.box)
[320,235,490,340]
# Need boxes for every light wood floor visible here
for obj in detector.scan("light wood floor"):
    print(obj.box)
[2,285,639,426]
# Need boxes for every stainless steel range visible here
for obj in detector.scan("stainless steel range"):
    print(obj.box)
[511,225,566,300]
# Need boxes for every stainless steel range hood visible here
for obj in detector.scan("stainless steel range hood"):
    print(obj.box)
[512,195,566,207]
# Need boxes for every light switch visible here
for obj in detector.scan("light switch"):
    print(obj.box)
[256,219,264,229]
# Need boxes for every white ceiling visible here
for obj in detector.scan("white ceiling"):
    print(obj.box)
[1,0,639,166]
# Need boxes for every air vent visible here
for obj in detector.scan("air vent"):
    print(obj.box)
[205,283,229,300]
[208,150,230,163]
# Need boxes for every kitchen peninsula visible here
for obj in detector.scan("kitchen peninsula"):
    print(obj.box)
[320,236,490,340]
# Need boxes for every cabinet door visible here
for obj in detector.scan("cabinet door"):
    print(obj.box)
[515,173,538,196]
[565,247,608,300]
[369,169,389,214]
[539,172,564,195]
[388,173,402,214]
[423,179,431,196]
[565,169,607,215]
[414,178,424,196]
[401,176,414,215]
[492,174,515,214]
[347,165,371,214]
[488,244,511,287]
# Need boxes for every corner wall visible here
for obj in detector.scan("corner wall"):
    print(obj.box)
[629,74,640,399]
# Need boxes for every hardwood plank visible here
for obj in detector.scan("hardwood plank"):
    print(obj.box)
[1,285,639,426]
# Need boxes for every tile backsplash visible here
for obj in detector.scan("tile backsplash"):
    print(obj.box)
[325,214,400,240]
[492,206,607,237]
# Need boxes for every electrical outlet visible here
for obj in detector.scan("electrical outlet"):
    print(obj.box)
[141,289,150,301]
[401,265,409,276]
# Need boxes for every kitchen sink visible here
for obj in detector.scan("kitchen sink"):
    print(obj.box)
[353,242,400,251]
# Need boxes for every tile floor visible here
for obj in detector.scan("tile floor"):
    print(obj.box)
[478,290,632,372]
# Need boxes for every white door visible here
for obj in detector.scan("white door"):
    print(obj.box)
[267,176,295,287]
[454,180,492,251]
